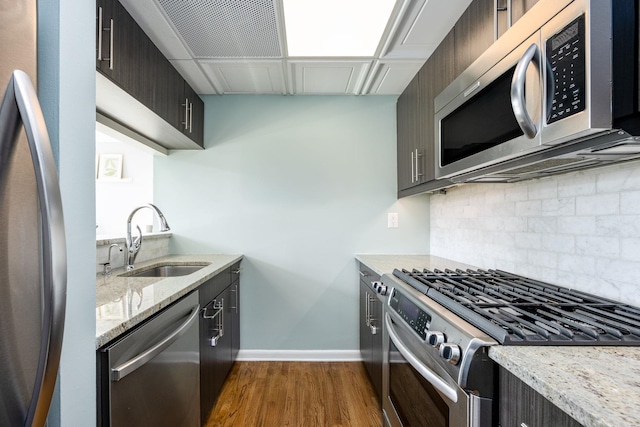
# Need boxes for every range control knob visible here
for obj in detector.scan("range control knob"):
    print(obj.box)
[439,343,461,365]
[426,331,446,348]
[372,281,388,296]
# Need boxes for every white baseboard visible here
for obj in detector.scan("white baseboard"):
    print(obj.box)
[236,349,362,362]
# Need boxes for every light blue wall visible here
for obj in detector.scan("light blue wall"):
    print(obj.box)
[155,95,430,351]
[39,0,96,424]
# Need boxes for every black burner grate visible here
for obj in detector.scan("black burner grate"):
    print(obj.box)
[393,268,640,345]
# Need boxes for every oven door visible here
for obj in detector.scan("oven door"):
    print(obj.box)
[383,313,470,427]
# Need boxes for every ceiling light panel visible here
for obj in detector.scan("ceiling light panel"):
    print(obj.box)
[283,0,396,57]
[157,0,282,58]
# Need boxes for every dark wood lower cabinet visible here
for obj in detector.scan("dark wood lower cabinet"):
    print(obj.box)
[199,263,241,426]
[358,263,383,400]
[499,367,583,427]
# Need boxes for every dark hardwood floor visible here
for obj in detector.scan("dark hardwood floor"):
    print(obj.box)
[205,361,383,427]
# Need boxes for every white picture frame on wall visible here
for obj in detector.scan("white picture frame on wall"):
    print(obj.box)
[97,154,123,181]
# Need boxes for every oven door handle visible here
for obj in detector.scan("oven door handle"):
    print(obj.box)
[385,313,458,403]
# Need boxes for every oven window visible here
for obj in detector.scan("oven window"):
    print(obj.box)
[440,65,523,167]
[389,342,449,426]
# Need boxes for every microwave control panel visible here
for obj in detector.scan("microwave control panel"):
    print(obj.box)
[545,15,586,124]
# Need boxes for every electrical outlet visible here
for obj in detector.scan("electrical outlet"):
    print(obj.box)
[388,212,398,228]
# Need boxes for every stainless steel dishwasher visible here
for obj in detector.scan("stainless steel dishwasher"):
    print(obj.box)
[97,291,200,427]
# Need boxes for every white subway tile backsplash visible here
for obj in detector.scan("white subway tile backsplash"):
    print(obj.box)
[515,232,542,249]
[527,249,557,268]
[596,162,640,193]
[557,171,596,197]
[504,184,528,201]
[528,179,558,200]
[542,234,575,254]
[621,238,640,261]
[515,200,542,216]
[527,217,557,233]
[541,198,575,216]
[620,191,640,214]
[575,193,619,216]
[596,215,640,237]
[430,161,640,307]
[557,216,596,235]
[575,235,619,258]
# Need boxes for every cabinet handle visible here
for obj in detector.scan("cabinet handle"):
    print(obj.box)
[97,8,114,70]
[414,149,422,182]
[365,291,370,328]
[182,98,189,131]
[97,7,103,61]
[494,0,512,41]
[411,150,415,183]
[359,270,367,277]
[207,298,224,346]
[229,284,238,313]
[108,19,114,70]
[188,101,193,133]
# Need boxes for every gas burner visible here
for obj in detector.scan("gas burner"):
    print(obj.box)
[392,268,640,345]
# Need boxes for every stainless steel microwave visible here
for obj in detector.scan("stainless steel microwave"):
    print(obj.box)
[434,0,640,183]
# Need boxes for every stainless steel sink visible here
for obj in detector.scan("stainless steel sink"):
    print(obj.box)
[124,264,206,278]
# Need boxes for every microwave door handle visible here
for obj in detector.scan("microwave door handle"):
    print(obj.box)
[545,58,555,122]
[385,313,459,403]
[511,43,541,138]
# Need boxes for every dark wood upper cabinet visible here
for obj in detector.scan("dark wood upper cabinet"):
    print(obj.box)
[396,30,455,197]
[396,73,420,192]
[96,0,204,148]
[454,0,495,77]
[511,0,541,24]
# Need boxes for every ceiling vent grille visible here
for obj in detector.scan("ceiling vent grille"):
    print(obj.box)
[157,0,282,58]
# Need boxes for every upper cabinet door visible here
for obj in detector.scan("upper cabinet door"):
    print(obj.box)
[511,0,541,25]
[97,0,153,106]
[454,0,495,77]
[396,73,420,192]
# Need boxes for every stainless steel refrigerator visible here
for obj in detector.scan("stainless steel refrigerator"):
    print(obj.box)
[0,1,67,426]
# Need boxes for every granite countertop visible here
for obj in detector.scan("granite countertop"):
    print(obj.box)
[96,254,243,349]
[357,254,640,427]
[490,346,640,427]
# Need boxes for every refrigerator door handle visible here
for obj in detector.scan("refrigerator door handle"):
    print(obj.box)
[0,70,67,427]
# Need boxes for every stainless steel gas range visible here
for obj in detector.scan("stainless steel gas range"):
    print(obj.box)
[378,267,640,427]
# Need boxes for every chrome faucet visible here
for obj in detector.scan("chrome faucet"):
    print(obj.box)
[125,204,170,271]
[101,243,122,276]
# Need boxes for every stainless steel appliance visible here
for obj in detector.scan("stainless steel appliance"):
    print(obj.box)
[435,0,640,183]
[379,267,640,427]
[0,1,68,426]
[97,291,200,427]
[380,276,497,427]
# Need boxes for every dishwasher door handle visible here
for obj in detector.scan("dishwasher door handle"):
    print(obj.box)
[111,304,200,381]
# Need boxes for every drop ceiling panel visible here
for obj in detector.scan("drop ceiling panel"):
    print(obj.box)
[383,0,472,59]
[200,61,285,94]
[365,61,424,95]
[117,0,475,95]
[291,61,370,95]
[156,0,282,58]
[170,60,217,94]
[120,0,192,60]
